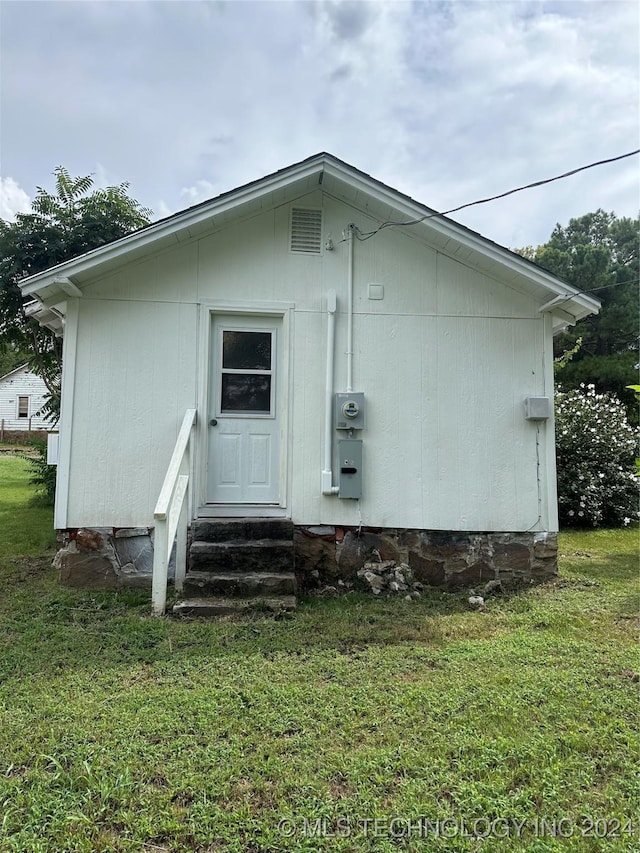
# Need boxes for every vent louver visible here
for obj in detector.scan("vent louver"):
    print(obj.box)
[290,208,322,254]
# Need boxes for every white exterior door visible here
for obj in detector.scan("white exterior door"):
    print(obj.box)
[207,316,281,504]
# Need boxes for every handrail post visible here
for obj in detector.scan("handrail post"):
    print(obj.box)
[175,495,188,593]
[151,519,169,616]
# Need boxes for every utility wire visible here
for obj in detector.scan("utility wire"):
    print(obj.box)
[352,149,640,242]
[544,277,640,303]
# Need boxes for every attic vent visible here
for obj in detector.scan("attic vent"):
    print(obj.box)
[290,208,322,254]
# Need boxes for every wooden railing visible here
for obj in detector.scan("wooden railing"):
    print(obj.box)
[151,408,197,615]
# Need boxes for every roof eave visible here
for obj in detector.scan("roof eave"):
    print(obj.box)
[19,151,601,324]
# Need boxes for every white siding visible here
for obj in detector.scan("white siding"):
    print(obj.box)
[61,190,555,532]
[64,299,198,527]
[0,365,54,431]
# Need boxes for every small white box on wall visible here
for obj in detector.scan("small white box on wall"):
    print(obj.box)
[524,397,551,421]
[47,432,59,465]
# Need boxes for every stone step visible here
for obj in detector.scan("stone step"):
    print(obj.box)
[192,518,294,543]
[173,595,297,617]
[183,571,296,597]
[189,540,294,574]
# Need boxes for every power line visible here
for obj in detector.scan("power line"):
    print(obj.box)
[575,278,639,294]
[548,277,640,303]
[352,149,640,242]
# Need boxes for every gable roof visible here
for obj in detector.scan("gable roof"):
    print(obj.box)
[0,363,31,384]
[20,152,600,332]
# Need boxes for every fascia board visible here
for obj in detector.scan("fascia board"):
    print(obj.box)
[20,157,327,298]
[323,159,601,318]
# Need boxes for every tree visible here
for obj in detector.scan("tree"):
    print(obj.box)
[517,210,639,418]
[0,167,151,417]
[0,341,31,378]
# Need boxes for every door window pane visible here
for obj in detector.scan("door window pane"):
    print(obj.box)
[221,375,272,413]
[223,331,272,370]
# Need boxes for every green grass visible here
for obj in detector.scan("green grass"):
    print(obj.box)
[0,458,638,852]
[0,457,57,558]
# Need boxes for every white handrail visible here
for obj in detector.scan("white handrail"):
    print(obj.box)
[151,408,196,615]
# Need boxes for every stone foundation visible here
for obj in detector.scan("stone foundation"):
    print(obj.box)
[294,526,557,591]
[55,524,557,592]
[54,527,174,590]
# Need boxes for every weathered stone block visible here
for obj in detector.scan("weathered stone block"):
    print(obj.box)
[493,542,531,573]
[75,528,108,552]
[114,527,151,539]
[446,560,496,588]
[408,552,445,586]
[336,531,402,574]
[114,535,154,575]
[533,532,558,560]
[54,541,118,590]
[294,529,337,578]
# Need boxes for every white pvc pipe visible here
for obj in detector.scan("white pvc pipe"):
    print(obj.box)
[322,289,339,495]
[346,224,354,393]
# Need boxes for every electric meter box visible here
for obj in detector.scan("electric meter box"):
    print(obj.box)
[335,392,365,430]
[338,439,362,499]
[524,396,551,421]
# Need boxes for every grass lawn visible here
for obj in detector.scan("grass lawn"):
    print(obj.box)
[0,456,638,852]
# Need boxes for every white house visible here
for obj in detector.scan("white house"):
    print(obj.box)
[20,154,600,611]
[0,363,53,433]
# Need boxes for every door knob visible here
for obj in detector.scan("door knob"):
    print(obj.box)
[210,418,218,426]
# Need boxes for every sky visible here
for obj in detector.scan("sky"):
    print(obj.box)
[0,0,638,249]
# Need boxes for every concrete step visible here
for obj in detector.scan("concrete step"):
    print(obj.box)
[183,570,296,597]
[173,595,297,617]
[189,539,294,574]
[192,518,294,543]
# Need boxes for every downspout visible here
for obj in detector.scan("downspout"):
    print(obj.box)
[321,289,339,495]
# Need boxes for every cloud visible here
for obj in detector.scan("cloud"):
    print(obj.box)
[0,177,31,221]
[313,1,375,41]
[180,179,217,207]
[0,1,637,248]
[154,200,174,221]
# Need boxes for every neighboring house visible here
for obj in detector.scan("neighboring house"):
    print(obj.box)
[0,364,53,432]
[20,153,600,610]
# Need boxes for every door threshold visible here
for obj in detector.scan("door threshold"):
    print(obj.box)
[197,505,288,519]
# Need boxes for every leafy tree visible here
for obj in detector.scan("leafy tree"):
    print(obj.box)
[518,210,639,418]
[0,342,31,378]
[0,167,151,417]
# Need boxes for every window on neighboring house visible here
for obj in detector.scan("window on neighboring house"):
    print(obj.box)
[18,396,29,418]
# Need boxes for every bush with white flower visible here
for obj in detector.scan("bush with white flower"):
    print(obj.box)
[555,384,638,528]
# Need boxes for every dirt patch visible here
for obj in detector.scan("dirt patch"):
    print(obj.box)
[6,555,52,582]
